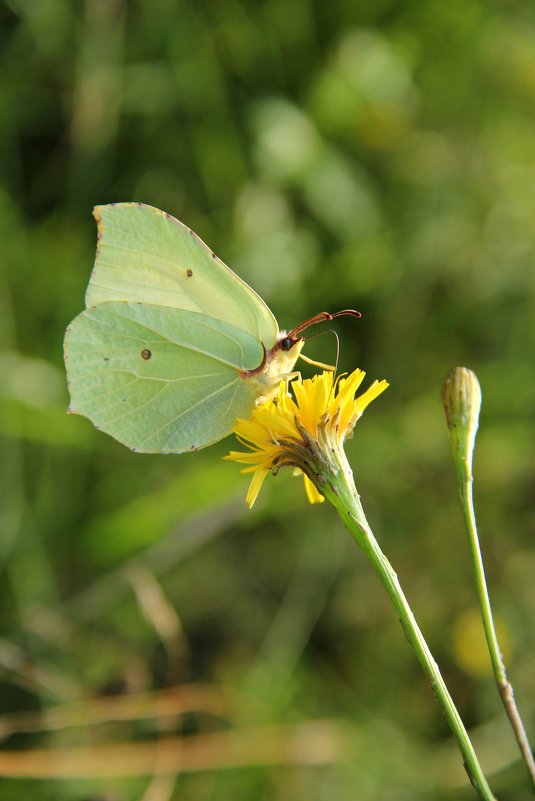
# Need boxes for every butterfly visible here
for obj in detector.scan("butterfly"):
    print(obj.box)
[64,203,360,453]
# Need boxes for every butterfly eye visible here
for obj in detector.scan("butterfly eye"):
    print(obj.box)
[279,336,294,351]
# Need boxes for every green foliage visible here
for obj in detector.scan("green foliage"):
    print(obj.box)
[1,1,534,799]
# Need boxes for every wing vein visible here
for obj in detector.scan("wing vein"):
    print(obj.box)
[136,377,240,449]
[78,368,228,383]
[98,309,249,368]
[98,382,169,427]
[74,376,139,405]
[97,245,201,271]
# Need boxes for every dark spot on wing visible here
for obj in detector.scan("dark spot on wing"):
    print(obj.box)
[189,444,198,451]
[211,251,216,259]
[103,356,109,362]
[141,349,152,360]
[186,268,193,277]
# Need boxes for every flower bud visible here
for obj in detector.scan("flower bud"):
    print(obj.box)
[442,367,482,473]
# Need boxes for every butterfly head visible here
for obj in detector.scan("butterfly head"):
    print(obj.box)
[243,309,361,406]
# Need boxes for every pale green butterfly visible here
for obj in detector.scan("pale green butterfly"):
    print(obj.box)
[64,203,360,453]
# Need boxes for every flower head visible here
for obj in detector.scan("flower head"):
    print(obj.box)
[225,369,389,507]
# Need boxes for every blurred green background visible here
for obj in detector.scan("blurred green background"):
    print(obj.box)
[1,0,534,799]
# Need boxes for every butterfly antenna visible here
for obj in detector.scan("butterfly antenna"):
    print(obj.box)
[332,329,340,374]
[287,309,361,341]
[298,328,341,373]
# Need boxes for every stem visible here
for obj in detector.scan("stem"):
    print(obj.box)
[323,456,498,801]
[459,468,535,791]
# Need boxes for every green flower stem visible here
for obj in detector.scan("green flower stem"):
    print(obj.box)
[320,453,498,801]
[458,469,535,791]
[442,366,534,789]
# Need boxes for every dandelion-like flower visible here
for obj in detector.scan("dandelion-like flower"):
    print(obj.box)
[225,369,389,507]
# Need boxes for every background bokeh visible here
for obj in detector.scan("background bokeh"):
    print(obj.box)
[1,1,534,799]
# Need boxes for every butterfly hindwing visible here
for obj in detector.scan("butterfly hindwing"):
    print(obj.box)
[65,302,264,453]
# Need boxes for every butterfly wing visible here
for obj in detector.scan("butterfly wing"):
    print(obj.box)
[64,302,264,453]
[86,203,279,348]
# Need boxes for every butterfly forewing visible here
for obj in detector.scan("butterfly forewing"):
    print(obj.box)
[86,203,279,348]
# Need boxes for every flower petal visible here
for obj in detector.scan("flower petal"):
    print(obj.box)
[354,379,389,417]
[246,468,270,508]
[303,474,325,504]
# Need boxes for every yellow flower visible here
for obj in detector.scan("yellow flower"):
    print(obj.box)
[225,369,389,507]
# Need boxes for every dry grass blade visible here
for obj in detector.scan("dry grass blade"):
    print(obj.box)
[0,721,348,778]
[0,684,232,738]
